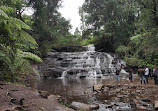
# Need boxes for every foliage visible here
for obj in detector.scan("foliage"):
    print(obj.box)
[81,34,95,45]
[18,49,43,63]
[53,34,81,47]
[0,0,42,82]
[0,45,32,82]
[81,0,136,51]
[116,45,130,57]
[124,56,143,66]
[29,0,72,56]
[81,0,158,67]
[1,0,158,83]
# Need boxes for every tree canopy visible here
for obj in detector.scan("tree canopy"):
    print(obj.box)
[81,0,158,67]
[1,0,158,82]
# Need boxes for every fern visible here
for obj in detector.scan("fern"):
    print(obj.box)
[0,45,42,82]
[0,6,15,13]
[0,5,37,46]
[10,17,32,30]
[0,2,40,82]
[17,50,43,62]
[20,30,38,46]
[0,9,9,19]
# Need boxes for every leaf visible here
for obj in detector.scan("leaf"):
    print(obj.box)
[20,30,38,46]
[0,6,15,13]
[17,50,42,62]
[10,17,32,30]
[0,9,9,19]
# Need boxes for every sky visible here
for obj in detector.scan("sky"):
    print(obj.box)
[59,0,84,33]
[23,0,84,34]
[23,7,34,15]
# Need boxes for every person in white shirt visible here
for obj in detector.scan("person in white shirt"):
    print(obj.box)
[145,66,149,84]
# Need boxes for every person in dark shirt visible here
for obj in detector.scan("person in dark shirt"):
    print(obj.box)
[138,67,145,84]
[129,68,133,83]
[148,68,152,79]
[153,66,158,84]
[115,65,122,84]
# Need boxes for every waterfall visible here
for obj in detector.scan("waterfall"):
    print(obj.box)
[87,44,95,52]
[47,44,126,78]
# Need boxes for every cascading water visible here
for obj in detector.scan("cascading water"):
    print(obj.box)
[38,44,130,111]
[46,44,126,78]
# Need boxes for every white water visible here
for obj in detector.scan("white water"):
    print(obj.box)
[55,44,126,78]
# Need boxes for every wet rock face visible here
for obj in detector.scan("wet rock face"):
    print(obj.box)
[38,45,126,78]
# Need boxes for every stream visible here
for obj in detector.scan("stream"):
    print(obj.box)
[38,77,132,111]
[37,44,132,111]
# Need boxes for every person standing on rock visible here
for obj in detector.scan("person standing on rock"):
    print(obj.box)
[153,66,158,84]
[129,68,133,83]
[145,66,149,84]
[148,68,152,79]
[115,65,122,84]
[138,66,145,84]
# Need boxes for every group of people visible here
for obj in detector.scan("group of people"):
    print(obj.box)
[138,66,158,84]
[115,65,158,85]
[138,66,150,84]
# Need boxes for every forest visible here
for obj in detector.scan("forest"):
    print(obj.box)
[0,0,158,82]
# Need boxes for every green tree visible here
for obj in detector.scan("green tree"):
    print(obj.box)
[74,27,81,36]
[29,0,72,56]
[82,0,136,51]
[0,0,42,82]
[124,0,158,66]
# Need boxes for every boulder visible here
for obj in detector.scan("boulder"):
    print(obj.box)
[103,87,109,92]
[106,84,114,89]
[104,100,108,103]
[115,89,121,93]
[71,102,92,111]
[137,106,148,110]
[136,90,141,93]
[117,95,124,98]
[129,100,136,109]
[133,99,139,105]
[10,98,24,105]
[155,100,158,109]
[141,99,151,103]
[38,90,49,99]
[90,104,99,110]
[93,84,105,92]
[48,95,57,102]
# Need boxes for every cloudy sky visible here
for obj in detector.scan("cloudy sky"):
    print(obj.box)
[23,0,84,33]
[59,0,84,33]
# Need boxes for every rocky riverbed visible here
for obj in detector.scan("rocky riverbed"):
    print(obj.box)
[69,77,158,111]
[1,76,158,111]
